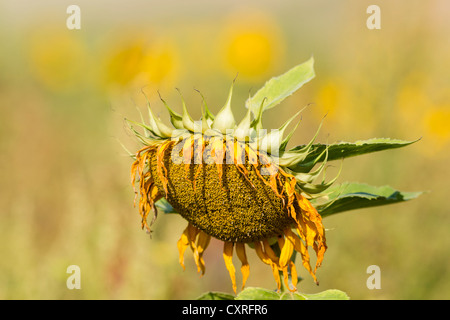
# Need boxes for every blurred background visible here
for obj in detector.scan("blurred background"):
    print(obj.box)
[0,0,449,299]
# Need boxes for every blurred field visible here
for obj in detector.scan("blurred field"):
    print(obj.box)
[0,0,449,299]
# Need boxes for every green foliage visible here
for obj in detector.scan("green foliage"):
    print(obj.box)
[313,182,423,217]
[155,197,175,214]
[235,287,281,300]
[287,137,422,217]
[279,289,350,300]
[288,138,420,172]
[197,291,236,300]
[197,287,349,300]
[245,57,315,115]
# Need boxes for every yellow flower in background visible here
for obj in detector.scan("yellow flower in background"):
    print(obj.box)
[315,80,340,119]
[220,10,285,81]
[105,40,145,87]
[312,79,377,134]
[396,76,450,154]
[423,106,450,150]
[227,32,272,75]
[397,83,430,121]
[28,28,88,92]
[104,34,180,91]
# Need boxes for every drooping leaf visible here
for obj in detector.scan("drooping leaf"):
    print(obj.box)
[288,138,420,172]
[312,182,423,218]
[234,287,349,300]
[235,287,280,300]
[245,57,315,116]
[297,289,350,300]
[280,289,349,300]
[279,292,306,300]
[196,291,235,300]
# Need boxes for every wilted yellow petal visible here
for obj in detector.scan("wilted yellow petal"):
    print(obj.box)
[263,239,279,263]
[289,228,317,284]
[254,241,281,291]
[254,241,271,265]
[290,261,298,289]
[177,226,190,270]
[236,243,250,290]
[195,231,211,275]
[279,232,294,268]
[223,242,237,294]
[187,223,200,252]
[156,141,172,195]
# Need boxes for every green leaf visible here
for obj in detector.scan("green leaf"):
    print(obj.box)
[246,57,315,115]
[196,291,235,300]
[288,138,420,172]
[298,289,350,300]
[198,287,350,301]
[234,287,349,300]
[280,289,349,300]
[313,182,423,218]
[235,287,280,300]
[279,292,306,300]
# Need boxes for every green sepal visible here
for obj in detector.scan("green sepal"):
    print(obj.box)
[250,97,266,132]
[155,198,177,214]
[279,105,308,152]
[194,89,215,121]
[235,106,253,141]
[158,91,184,130]
[293,145,329,183]
[125,118,166,145]
[257,107,304,155]
[212,79,236,133]
[278,119,324,168]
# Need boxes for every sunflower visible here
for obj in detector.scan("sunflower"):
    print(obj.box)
[129,59,335,293]
[220,9,284,81]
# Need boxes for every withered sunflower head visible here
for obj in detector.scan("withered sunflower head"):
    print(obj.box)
[128,58,337,293]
